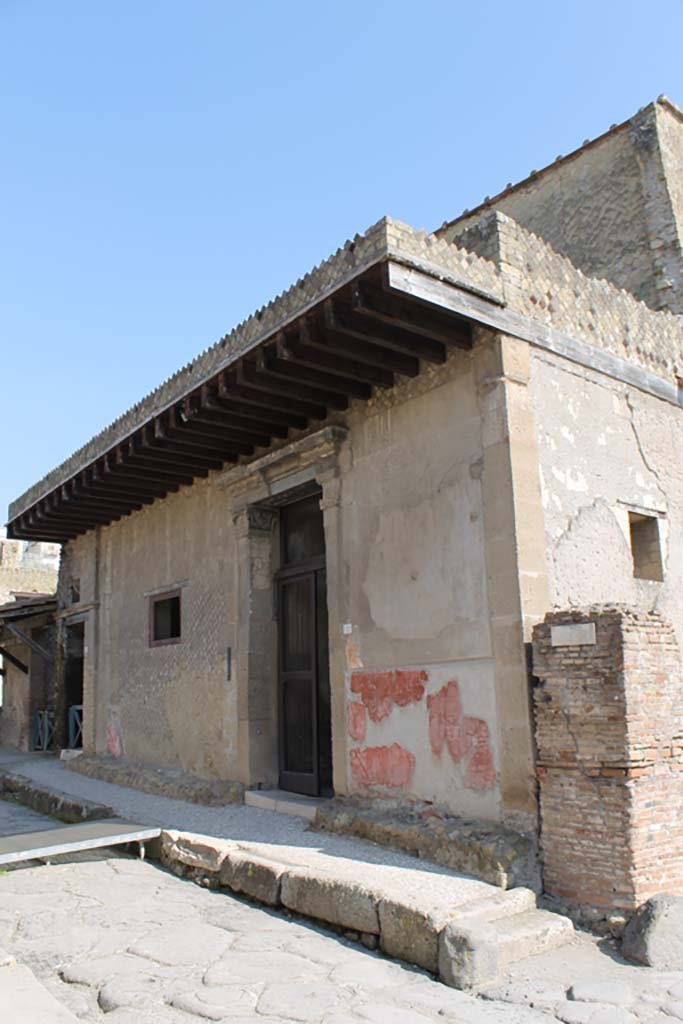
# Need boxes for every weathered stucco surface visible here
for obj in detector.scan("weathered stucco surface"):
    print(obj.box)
[59,345,514,820]
[60,478,240,780]
[335,349,503,820]
[0,653,30,749]
[532,352,683,647]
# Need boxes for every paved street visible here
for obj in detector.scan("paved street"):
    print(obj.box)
[0,841,554,1024]
[3,795,683,1023]
[0,796,61,837]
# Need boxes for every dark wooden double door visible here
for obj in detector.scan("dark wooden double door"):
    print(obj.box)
[276,493,332,797]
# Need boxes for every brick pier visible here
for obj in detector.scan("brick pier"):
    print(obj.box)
[533,607,683,916]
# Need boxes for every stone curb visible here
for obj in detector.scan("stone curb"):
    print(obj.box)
[66,755,244,806]
[154,829,563,988]
[0,960,79,1022]
[0,769,114,824]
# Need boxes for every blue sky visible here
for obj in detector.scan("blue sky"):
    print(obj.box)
[2,0,683,523]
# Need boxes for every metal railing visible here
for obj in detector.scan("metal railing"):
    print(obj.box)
[68,704,83,749]
[31,708,55,751]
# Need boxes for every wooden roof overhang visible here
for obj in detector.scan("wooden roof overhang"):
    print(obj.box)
[7,261,475,543]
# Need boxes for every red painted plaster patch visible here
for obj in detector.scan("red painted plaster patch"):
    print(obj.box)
[351,668,426,723]
[465,744,497,790]
[106,723,122,758]
[426,679,496,791]
[347,702,367,743]
[350,743,415,788]
[426,679,464,760]
[393,669,427,706]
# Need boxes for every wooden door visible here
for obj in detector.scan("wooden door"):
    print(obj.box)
[277,494,332,796]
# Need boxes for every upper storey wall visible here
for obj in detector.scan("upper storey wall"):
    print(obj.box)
[440,100,683,315]
[451,211,683,385]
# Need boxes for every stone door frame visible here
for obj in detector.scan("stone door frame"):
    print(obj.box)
[222,426,348,794]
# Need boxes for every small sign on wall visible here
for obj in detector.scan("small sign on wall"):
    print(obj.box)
[550,622,596,647]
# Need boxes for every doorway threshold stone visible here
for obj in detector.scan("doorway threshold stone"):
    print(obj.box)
[245,788,324,821]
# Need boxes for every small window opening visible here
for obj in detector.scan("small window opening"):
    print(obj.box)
[629,512,664,581]
[150,592,181,645]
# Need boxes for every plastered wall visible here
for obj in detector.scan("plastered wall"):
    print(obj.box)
[0,649,30,749]
[60,476,240,779]
[335,349,501,820]
[59,345,513,820]
[531,350,683,649]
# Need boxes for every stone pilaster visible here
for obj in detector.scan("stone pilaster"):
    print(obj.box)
[475,329,550,826]
[233,505,279,787]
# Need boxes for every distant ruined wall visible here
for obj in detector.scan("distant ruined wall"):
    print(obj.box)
[533,608,683,916]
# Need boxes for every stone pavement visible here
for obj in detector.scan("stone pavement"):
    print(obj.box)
[0,750,574,986]
[1,846,683,1024]
[0,794,61,836]
[1,797,683,1022]
[0,848,555,1024]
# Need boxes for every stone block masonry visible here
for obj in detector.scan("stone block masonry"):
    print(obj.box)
[532,606,683,919]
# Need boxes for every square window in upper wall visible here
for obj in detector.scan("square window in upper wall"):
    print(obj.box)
[150,591,181,646]
[628,512,664,582]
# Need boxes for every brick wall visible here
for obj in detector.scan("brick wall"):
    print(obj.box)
[533,607,683,916]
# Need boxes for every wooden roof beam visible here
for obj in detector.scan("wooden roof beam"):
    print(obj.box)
[290,324,394,389]
[304,319,420,379]
[152,417,248,458]
[89,463,169,500]
[111,449,188,488]
[216,373,307,430]
[60,481,143,514]
[324,300,447,365]
[351,279,473,349]
[75,468,155,505]
[178,394,280,442]
[258,336,372,400]
[127,437,216,475]
[232,365,326,420]
[14,515,74,542]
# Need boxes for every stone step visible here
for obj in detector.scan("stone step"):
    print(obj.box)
[492,908,575,967]
[439,905,574,990]
[454,886,537,924]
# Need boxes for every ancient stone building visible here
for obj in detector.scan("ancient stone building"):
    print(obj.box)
[5,97,683,909]
[0,530,59,749]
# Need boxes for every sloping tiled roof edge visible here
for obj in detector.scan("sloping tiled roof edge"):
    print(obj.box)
[8,216,502,523]
[436,95,683,237]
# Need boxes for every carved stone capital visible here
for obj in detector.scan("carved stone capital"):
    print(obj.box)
[247,506,278,533]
